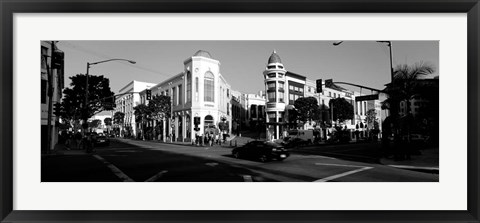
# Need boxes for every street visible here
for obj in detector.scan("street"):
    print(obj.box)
[42,139,438,182]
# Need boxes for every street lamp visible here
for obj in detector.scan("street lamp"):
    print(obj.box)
[84,58,136,134]
[333,41,393,82]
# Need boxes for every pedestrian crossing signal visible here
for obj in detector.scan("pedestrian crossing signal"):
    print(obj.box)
[325,79,333,88]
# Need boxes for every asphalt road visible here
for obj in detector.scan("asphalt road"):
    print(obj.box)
[41,139,438,182]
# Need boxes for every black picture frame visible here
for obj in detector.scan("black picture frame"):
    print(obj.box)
[1,0,479,222]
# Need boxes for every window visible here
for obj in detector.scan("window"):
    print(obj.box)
[299,87,303,93]
[278,92,284,102]
[289,85,293,90]
[227,89,230,98]
[268,73,276,78]
[186,72,191,103]
[173,87,177,105]
[195,77,199,101]
[334,93,336,98]
[178,84,183,105]
[41,79,47,104]
[267,82,276,89]
[294,86,299,92]
[278,82,284,90]
[204,72,215,102]
[227,103,230,115]
[289,94,294,100]
[308,87,311,92]
[267,92,276,102]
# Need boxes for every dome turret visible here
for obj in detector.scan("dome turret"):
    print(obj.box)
[193,50,213,59]
[268,50,282,64]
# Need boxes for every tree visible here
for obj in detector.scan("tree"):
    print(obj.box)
[319,104,330,126]
[382,62,435,116]
[113,112,125,125]
[329,98,354,123]
[113,111,125,136]
[88,119,102,129]
[134,104,150,140]
[293,97,321,124]
[148,95,171,139]
[148,95,171,120]
[60,74,115,126]
[364,109,378,129]
[104,117,112,134]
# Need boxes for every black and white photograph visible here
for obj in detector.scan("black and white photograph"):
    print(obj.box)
[41,40,439,182]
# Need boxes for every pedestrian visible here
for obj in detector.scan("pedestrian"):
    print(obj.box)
[65,133,71,150]
[215,134,219,145]
[75,131,82,149]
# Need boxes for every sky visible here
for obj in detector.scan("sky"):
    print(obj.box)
[57,41,439,94]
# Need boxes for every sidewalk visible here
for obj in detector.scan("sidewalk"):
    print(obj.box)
[380,148,439,174]
[42,143,89,156]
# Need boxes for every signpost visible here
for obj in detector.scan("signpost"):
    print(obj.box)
[355,94,379,101]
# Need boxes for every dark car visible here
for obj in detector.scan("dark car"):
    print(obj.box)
[94,133,110,146]
[282,137,309,148]
[232,141,289,162]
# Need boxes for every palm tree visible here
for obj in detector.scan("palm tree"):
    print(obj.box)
[382,61,436,116]
[113,112,125,137]
[382,61,435,146]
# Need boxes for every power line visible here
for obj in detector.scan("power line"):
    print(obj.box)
[60,41,173,77]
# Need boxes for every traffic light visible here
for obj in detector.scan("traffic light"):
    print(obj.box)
[316,79,322,93]
[53,102,62,116]
[194,117,200,131]
[146,89,152,100]
[105,96,116,110]
[325,79,333,88]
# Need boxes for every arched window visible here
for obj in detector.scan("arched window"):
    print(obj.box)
[204,72,214,102]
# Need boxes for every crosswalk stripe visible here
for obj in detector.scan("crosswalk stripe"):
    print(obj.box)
[314,163,373,182]
[93,155,135,182]
[145,170,168,182]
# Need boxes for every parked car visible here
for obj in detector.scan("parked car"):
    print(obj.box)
[95,133,110,146]
[232,141,289,162]
[282,137,310,148]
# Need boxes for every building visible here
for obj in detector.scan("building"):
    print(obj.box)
[114,80,156,137]
[41,41,64,152]
[135,50,232,142]
[88,111,113,133]
[262,50,382,141]
[230,90,247,135]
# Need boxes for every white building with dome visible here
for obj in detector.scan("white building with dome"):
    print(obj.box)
[136,50,232,142]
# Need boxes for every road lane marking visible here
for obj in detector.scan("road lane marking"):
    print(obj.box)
[243,175,253,182]
[314,163,373,182]
[145,170,168,182]
[205,162,219,167]
[388,165,439,171]
[92,155,135,182]
[294,154,336,159]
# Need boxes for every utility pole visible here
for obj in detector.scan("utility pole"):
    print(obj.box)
[84,62,90,135]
